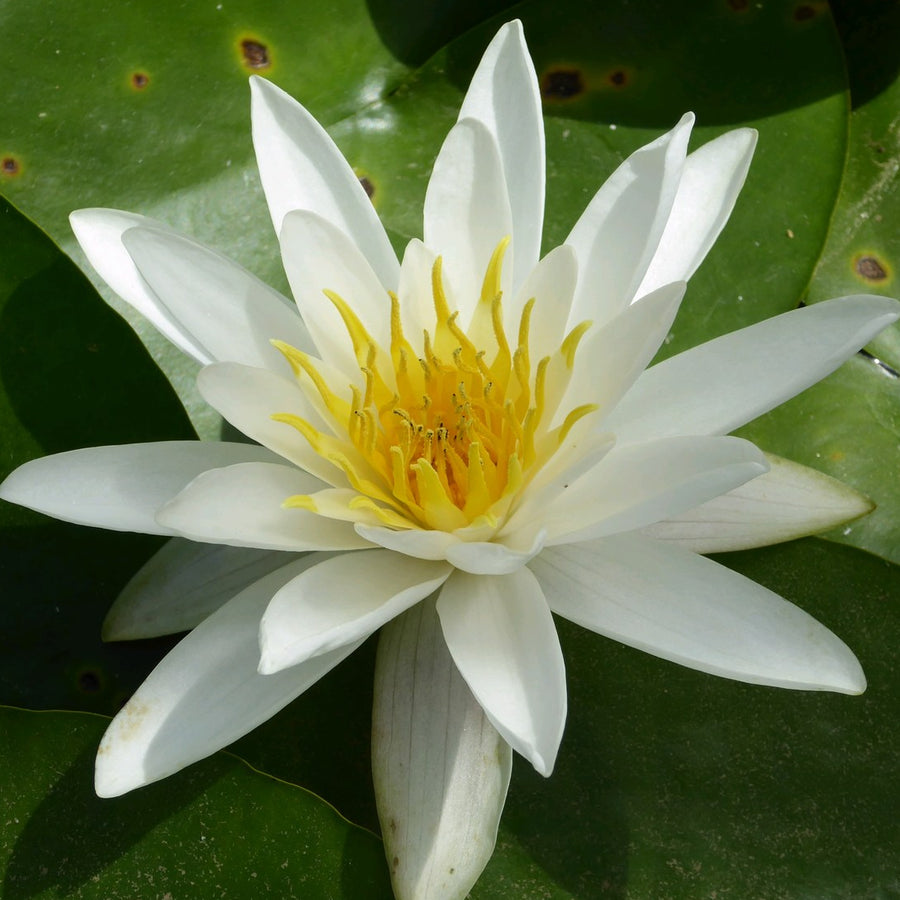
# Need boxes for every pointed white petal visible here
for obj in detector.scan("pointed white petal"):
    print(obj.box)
[636,128,757,297]
[542,435,768,545]
[424,117,513,325]
[397,239,438,349]
[249,77,398,286]
[437,568,566,776]
[373,599,511,900]
[508,244,578,362]
[95,554,361,797]
[642,453,874,553]
[559,280,685,425]
[445,528,546,575]
[459,19,545,288]
[104,539,298,640]
[607,295,900,442]
[196,362,343,486]
[355,524,461,560]
[69,208,209,362]
[564,113,694,329]
[279,209,391,371]
[259,550,451,673]
[532,533,865,693]
[122,225,314,370]
[156,462,368,551]
[0,441,280,534]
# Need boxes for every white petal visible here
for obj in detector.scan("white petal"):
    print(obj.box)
[445,528,546,575]
[0,441,280,534]
[373,599,511,900]
[607,295,900,443]
[156,462,368,551]
[542,435,768,545]
[355,524,461,560]
[508,244,578,362]
[532,533,865,693]
[642,453,874,553]
[558,280,686,425]
[636,128,757,297]
[122,225,315,370]
[104,539,299,640]
[249,77,399,287]
[196,362,342,486]
[458,19,545,288]
[279,209,392,371]
[259,550,451,673]
[69,208,209,362]
[424,118,513,325]
[95,554,361,797]
[565,113,694,329]
[437,568,566,776]
[397,239,439,348]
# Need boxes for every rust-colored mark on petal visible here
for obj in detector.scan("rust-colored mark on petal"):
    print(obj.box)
[241,38,270,69]
[607,69,628,88]
[855,254,889,282]
[1,156,21,177]
[130,71,150,90]
[541,67,585,101]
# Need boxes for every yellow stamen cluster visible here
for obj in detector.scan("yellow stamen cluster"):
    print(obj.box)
[273,239,596,532]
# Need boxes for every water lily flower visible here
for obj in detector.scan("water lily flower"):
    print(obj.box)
[2,19,897,900]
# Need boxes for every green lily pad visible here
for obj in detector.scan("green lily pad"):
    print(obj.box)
[0,706,392,899]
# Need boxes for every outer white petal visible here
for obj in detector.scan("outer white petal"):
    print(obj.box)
[259,550,451,673]
[104,539,298,640]
[196,362,343,486]
[532,533,866,693]
[458,19,545,288]
[636,128,757,297]
[122,225,315,370]
[642,453,874,553]
[355,524,461,560]
[445,529,546,575]
[279,209,392,372]
[565,113,694,329]
[0,441,280,534]
[249,76,399,287]
[69,208,209,362]
[423,118,513,325]
[541,435,768,545]
[437,568,566,776]
[607,295,900,443]
[557,280,686,425]
[156,462,369,551]
[373,599,511,900]
[95,554,361,797]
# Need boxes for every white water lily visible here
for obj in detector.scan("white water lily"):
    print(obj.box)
[2,19,898,900]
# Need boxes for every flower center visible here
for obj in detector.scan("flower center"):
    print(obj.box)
[272,239,596,533]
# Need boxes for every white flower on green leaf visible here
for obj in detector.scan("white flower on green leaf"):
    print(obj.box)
[2,19,897,900]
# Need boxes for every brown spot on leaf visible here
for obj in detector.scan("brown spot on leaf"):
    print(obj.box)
[131,71,150,90]
[359,175,375,199]
[241,39,270,70]
[608,69,628,88]
[541,67,585,101]
[855,254,889,281]
[1,156,20,176]
[727,0,749,11]
[78,669,102,692]
[793,4,816,20]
